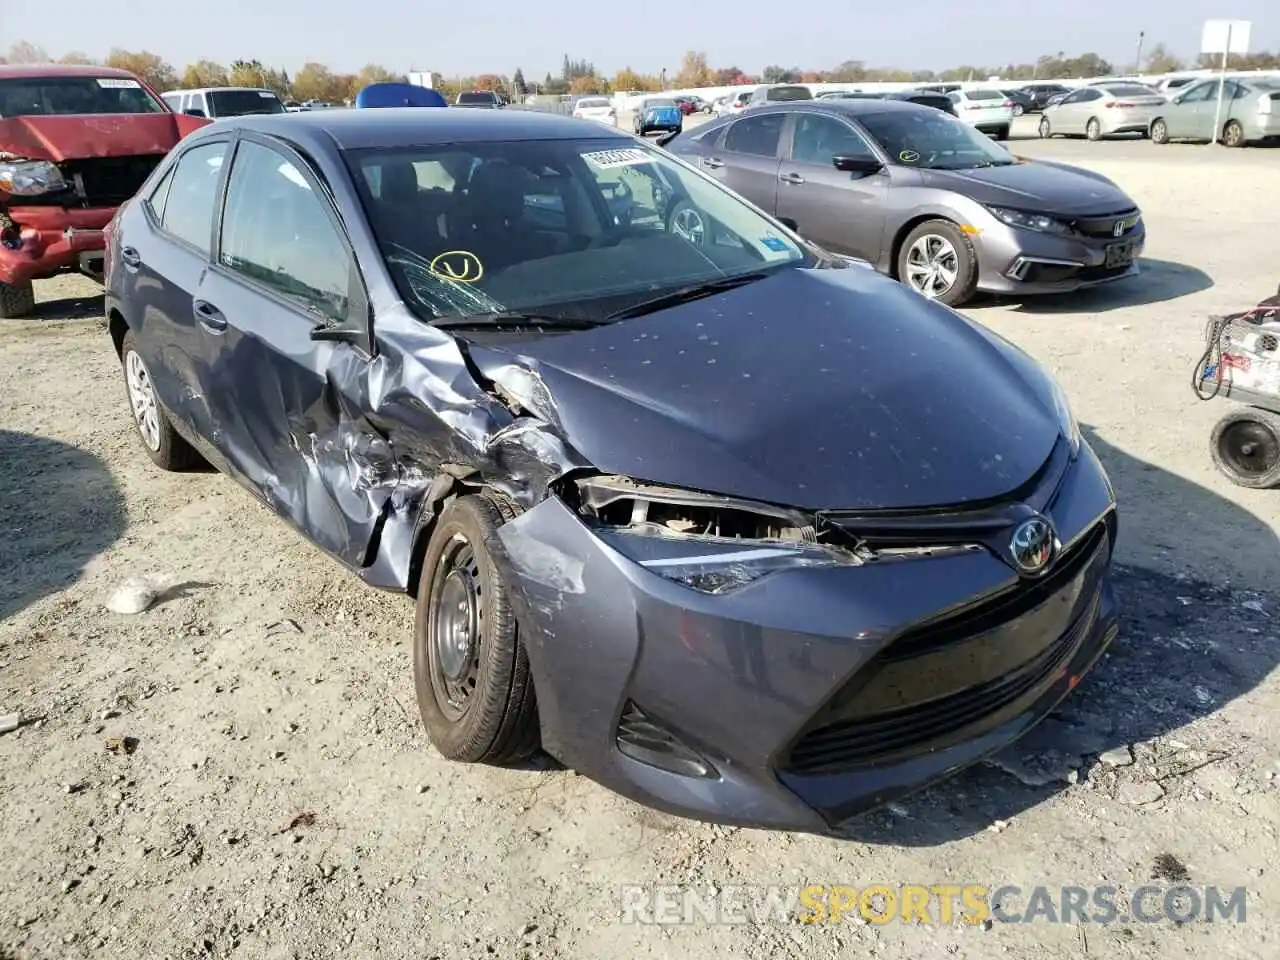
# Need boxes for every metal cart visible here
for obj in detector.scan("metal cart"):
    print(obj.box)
[1193,286,1280,488]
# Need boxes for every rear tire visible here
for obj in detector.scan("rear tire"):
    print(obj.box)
[1038,116,1052,138]
[1211,409,1280,488]
[1013,103,1024,117]
[1222,120,1246,148]
[1086,117,1102,141]
[1150,118,1169,144]
[0,280,36,319]
[413,494,540,765]
[119,330,202,471]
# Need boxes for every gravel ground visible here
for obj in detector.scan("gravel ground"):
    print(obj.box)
[1,130,1279,960]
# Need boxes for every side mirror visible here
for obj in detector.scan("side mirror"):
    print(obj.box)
[777,217,799,232]
[184,108,206,118]
[832,155,883,174]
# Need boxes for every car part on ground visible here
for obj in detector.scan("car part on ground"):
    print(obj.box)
[104,107,1119,835]
[1194,286,1280,488]
[0,63,209,318]
[1147,76,1280,147]
[667,99,1146,307]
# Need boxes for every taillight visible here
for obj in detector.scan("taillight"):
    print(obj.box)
[1003,100,1014,108]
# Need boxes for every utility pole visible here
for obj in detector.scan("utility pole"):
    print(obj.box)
[1134,31,1145,75]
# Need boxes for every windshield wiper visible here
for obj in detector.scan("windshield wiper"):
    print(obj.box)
[433,311,606,330]
[606,272,770,321]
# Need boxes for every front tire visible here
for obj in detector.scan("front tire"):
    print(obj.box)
[1210,409,1280,489]
[897,220,979,308]
[413,494,540,765]
[1150,118,1169,144]
[0,280,35,319]
[119,330,201,471]
[1086,117,1102,141]
[1038,116,1052,138]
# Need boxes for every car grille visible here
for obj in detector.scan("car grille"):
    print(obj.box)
[57,155,166,208]
[1072,209,1141,239]
[781,519,1112,775]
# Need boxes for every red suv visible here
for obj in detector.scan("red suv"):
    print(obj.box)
[0,64,209,317]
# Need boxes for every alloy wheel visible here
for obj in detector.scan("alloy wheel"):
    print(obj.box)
[904,234,959,299]
[427,534,485,722]
[1038,117,1050,138]
[1223,121,1245,147]
[671,205,707,245]
[124,350,162,452]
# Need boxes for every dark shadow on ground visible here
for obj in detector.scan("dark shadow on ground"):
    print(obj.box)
[837,425,1279,845]
[0,430,127,621]
[969,258,1214,314]
[30,291,104,321]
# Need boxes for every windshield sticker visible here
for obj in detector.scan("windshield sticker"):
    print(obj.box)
[899,150,921,163]
[258,91,277,98]
[429,250,484,283]
[96,78,141,89]
[582,148,651,169]
[761,235,789,251]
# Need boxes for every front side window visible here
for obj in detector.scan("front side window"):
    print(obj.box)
[857,109,1013,170]
[790,115,874,165]
[724,113,784,157]
[160,141,227,253]
[0,76,167,117]
[219,140,354,322]
[346,138,808,324]
[1180,81,1217,103]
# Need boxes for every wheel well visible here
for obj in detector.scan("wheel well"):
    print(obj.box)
[108,308,129,358]
[889,216,953,279]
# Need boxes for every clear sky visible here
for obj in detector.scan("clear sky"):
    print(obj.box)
[2,1,1276,78]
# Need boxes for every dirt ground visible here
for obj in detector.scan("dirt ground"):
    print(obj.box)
[2,130,1279,960]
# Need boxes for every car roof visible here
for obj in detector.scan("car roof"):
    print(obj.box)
[742,98,941,119]
[205,107,633,150]
[167,86,275,94]
[0,63,140,81]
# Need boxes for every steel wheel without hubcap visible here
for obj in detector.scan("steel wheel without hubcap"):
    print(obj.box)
[125,350,162,452]
[1214,416,1280,487]
[427,535,485,722]
[905,234,958,299]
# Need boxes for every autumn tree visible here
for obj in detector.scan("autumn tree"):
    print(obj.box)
[5,41,50,64]
[105,49,178,91]
[612,67,656,92]
[182,59,229,88]
[292,61,337,101]
[58,51,97,65]
[674,51,711,89]
[569,74,606,94]
[827,60,867,83]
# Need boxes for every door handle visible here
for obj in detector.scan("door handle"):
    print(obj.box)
[779,172,805,185]
[193,299,227,333]
[702,157,724,169]
[120,246,141,268]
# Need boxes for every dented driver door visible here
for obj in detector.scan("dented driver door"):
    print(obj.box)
[198,134,387,570]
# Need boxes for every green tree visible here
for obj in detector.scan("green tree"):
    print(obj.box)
[761,65,799,83]
[1143,44,1183,74]
[512,67,527,94]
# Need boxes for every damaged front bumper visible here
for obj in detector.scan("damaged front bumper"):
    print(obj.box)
[0,205,112,285]
[495,440,1119,835]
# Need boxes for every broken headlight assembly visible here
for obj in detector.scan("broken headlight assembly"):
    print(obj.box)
[0,159,67,196]
[571,475,862,595]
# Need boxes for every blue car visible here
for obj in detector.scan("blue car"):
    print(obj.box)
[633,96,683,137]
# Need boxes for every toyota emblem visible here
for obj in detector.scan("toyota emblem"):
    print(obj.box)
[1009,516,1057,576]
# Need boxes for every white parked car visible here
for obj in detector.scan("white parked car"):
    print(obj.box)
[160,87,286,119]
[947,88,1016,139]
[571,96,617,125]
[718,90,752,116]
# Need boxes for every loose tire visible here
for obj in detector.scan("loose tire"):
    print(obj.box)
[1086,117,1102,141]
[1210,408,1280,489]
[0,280,35,319]
[897,220,979,308]
[119,330,202,471]
[1150,118,1169,144]
[1038,116,1052,138]
[1222,120,1246,148]
[413,494,540,765]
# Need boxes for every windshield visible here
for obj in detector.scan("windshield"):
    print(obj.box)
[347,137,808,324]
[209,89,285,116]
[858,109,1014,170]
[576,98,610,109]
[458,92,495,104]
[0,76,166,117]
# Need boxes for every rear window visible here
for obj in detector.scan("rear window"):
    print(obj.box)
[0,75,166,117]
[964,89,1003,100]
[905,94,952,110]
[209,89,285,116]
[576,97,610,108]
[457,92,496,104]
[766,85,813,102]
[1104,84,1160,98]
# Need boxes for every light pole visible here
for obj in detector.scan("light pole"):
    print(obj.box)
[1134,31,1145,75]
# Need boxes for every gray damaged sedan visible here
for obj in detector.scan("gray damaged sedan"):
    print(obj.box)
[669,99,1145,306]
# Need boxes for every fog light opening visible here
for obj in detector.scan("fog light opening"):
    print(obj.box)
[616,700,718,779]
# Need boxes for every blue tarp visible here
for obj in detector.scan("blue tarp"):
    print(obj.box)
[355,83,448,108]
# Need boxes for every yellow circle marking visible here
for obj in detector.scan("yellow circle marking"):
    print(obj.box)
[429,250,484,283]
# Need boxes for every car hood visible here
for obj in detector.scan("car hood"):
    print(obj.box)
[0,113,209,162]
[920,159,1134,215]
[467,268,1062,511]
